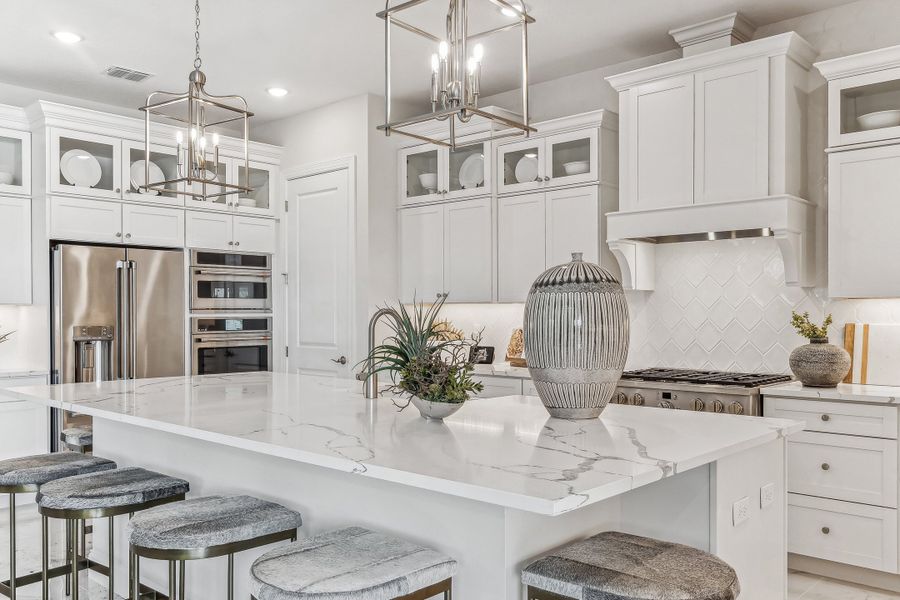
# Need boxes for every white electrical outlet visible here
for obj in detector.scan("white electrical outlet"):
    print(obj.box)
[760,483,776,509]
[732,496,750,526]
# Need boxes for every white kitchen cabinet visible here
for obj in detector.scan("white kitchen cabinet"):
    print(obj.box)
[186,210,232,251]
[50,196,123,244]
[121,139,183,205]
[497,127,604,195]
[0,375,49,461]
[828,145,900,297]
[498,193,546,302]
[443,197,492,303]
[49,127,122,200]
[0,127,31,196]
[122,203,185,248]
[400,140,491,206]
[497,137,547,195]
[399,204,444,303]
[235,160,278,215]
[0,196,31,304]
[625,75,694,210]
[233,215,277,253]
[472,375,523,398]
[400,144,443,205]
[694,57,769,204]
[546,186,600,266]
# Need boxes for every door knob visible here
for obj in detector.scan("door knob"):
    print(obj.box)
[331,356,348,365]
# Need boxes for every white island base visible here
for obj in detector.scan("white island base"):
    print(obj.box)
[4,374,801,600]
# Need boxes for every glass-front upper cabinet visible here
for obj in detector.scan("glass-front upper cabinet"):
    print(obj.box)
[234,160,276,215]
[49,128,122,199]
[446,139,491,200]
[546,128,599,187]
[497,137,546,195]
[186,159,229,211]
[0,128,30,196]
[399,145,442,205]
[828,66,900,147]
[121,139,182,205]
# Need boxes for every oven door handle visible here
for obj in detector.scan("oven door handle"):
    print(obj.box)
[193,336,272,348]
[192,268,272,278]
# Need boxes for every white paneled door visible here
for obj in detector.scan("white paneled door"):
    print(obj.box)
[286,168,352,380]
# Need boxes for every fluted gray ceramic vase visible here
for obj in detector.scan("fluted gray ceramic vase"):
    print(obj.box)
[524,252,630,419]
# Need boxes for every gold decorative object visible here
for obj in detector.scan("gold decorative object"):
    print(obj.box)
[506,328,526,367]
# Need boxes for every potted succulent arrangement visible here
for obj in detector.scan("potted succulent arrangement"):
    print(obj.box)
[789,312,851,387]
[362,296,484,420]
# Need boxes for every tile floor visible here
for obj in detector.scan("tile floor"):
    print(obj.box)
[2,506,900,599]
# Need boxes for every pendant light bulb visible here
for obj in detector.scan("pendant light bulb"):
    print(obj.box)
[190,128,197,141]
[438,41,449,59]
[431,53,440,73]
[199,136,207,150]
[176,130,184,144]
[467,57,477,75]
[212,133,220,147]
[473,43,484,62]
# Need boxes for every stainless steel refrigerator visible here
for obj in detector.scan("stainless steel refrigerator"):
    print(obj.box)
[50,243,185,448]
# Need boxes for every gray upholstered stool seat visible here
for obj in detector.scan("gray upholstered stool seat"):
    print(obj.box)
[130,495,303,551]
[250,526,456,600]
[0,452,115,490]
[522,531,740,600]
[37,466,190,512]
[61,426,93,448]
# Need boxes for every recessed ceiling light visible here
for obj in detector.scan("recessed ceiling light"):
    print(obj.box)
[53,31,83,44]
[266,87,288,97]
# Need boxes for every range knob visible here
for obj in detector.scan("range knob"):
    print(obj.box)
[658,400,675,409]
[727,402,745,415]
[613,392,628,405]
[630,393,645,406]
[691,398,705,412]
[712,400,725,413]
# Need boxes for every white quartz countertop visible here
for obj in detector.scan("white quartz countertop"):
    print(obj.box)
[472,362,531,378]
[764,381,900,405]
[4,373,803,516]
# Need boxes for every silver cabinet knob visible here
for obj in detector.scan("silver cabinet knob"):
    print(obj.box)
[821,463,830,471]
[235,241,240,247]
[115,187,121,193]
[115,232,122,238]
[125,233,131,239]
[331,356,348,365]
[543,176,550,182]
[228,241,234,246]
[821,414,830,422]
[821,527,830,535]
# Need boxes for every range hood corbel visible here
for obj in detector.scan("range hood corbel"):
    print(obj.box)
[606,195,816,291]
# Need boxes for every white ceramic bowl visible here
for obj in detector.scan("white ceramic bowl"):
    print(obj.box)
[418,172,438,192]
[0,172,13,185]
[857,110,900,131]
[239,198,259,208]
[562,160,590,175]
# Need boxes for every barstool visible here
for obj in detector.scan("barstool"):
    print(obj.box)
[0,452,116,600]
[249,527,455,600]
[37,466,190,600]
[60,426,93,454]
[521,531,740,600]
[129,495,303,600]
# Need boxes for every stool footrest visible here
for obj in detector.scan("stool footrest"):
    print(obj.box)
[0,558,172,600]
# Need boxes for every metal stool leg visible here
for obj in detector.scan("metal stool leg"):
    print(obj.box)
[132,553,140,600]
[168,561,175,600]
[108,516,115,600]
[227,554,234,600]
[70,519,79,600]
[8,493,16,600]
[178,561,185,600]
[65,520,72,596]
[41,515,49,600]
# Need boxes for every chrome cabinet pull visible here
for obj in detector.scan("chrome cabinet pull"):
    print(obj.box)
[331,356,348,365]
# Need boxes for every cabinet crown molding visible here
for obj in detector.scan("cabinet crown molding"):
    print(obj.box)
[815,44,900,80]
[0,104,29,131]
[606,32,816,91]
[668,12,757,55]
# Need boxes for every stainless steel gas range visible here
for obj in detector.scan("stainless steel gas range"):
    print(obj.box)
[613,368,793,416]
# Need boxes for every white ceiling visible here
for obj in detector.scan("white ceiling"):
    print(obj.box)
[0,0,855,126]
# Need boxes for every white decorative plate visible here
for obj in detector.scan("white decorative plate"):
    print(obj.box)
[458,153,484,189]
[130,160,164,196]
[514,155,539,184]
[197,169,224,197]
[60,149,102,188]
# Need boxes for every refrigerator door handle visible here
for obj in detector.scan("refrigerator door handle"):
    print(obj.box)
[115,260,127,379]
[127,260,137,380]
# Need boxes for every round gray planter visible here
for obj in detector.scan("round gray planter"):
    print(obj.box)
[409,396,465,420]
[789,337,851,388]
[524,252,630,419]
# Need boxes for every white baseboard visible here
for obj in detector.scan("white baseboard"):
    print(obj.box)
[790,553,900,593]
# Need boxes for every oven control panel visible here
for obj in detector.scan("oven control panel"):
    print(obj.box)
[611,386,755,415]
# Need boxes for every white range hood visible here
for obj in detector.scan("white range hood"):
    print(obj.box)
[607,194,816,291]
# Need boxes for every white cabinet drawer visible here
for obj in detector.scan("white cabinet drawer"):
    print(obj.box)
[473,375,523,399]
[788,431,897,507]
[788,493,898,573]
[765,396,898,439]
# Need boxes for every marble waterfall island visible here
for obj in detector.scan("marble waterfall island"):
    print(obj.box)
[3,372,803,600]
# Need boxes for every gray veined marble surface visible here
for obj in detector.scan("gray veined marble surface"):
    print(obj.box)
[3,372,803,516]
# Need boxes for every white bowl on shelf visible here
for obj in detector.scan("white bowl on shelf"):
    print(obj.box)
[562,160,590,175]
[418,172,438,193]
[857,110,900,131]
[239,198,258,208]
[0,172,13,185]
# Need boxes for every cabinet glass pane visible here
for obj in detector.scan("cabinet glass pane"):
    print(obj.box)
[448,143,486,192]
[58,136,115,191]
[406,149,439,198]
[550,137,591,179]
[129,147,179,198]
[191,161,228,206]
[841,79,900,135]
[0,136,23,187]
[238,165,270,210]
[502,145,541,186]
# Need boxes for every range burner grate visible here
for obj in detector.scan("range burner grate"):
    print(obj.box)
[621,368,792,387]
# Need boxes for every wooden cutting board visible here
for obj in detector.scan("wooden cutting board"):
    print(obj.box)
[843,323,900,385]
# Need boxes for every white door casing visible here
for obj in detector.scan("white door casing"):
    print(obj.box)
[285,168,352,380]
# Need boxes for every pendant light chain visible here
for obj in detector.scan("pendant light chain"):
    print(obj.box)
[193,0,202,69]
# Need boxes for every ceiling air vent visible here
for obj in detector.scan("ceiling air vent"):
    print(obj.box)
[104,65,154,83]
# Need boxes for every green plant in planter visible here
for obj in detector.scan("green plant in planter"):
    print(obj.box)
[791,311,833,340]
[362,295,483,410]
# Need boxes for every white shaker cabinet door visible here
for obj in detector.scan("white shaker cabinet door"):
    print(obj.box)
[185,210,233,251]
[233,216,277,254]
[399,204,445,304]
[0,196,31,304]
[694,57,769,204]
[0,375,49,460]
[625,74,694,210]
[497,193,546,302]
[444,197,493,303]
[50,196,123,244]
[122,203,185,248]
[828,145,900,297]
[546,186,599,267]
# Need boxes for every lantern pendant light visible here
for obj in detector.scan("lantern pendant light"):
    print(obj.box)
[139,0,253,201]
